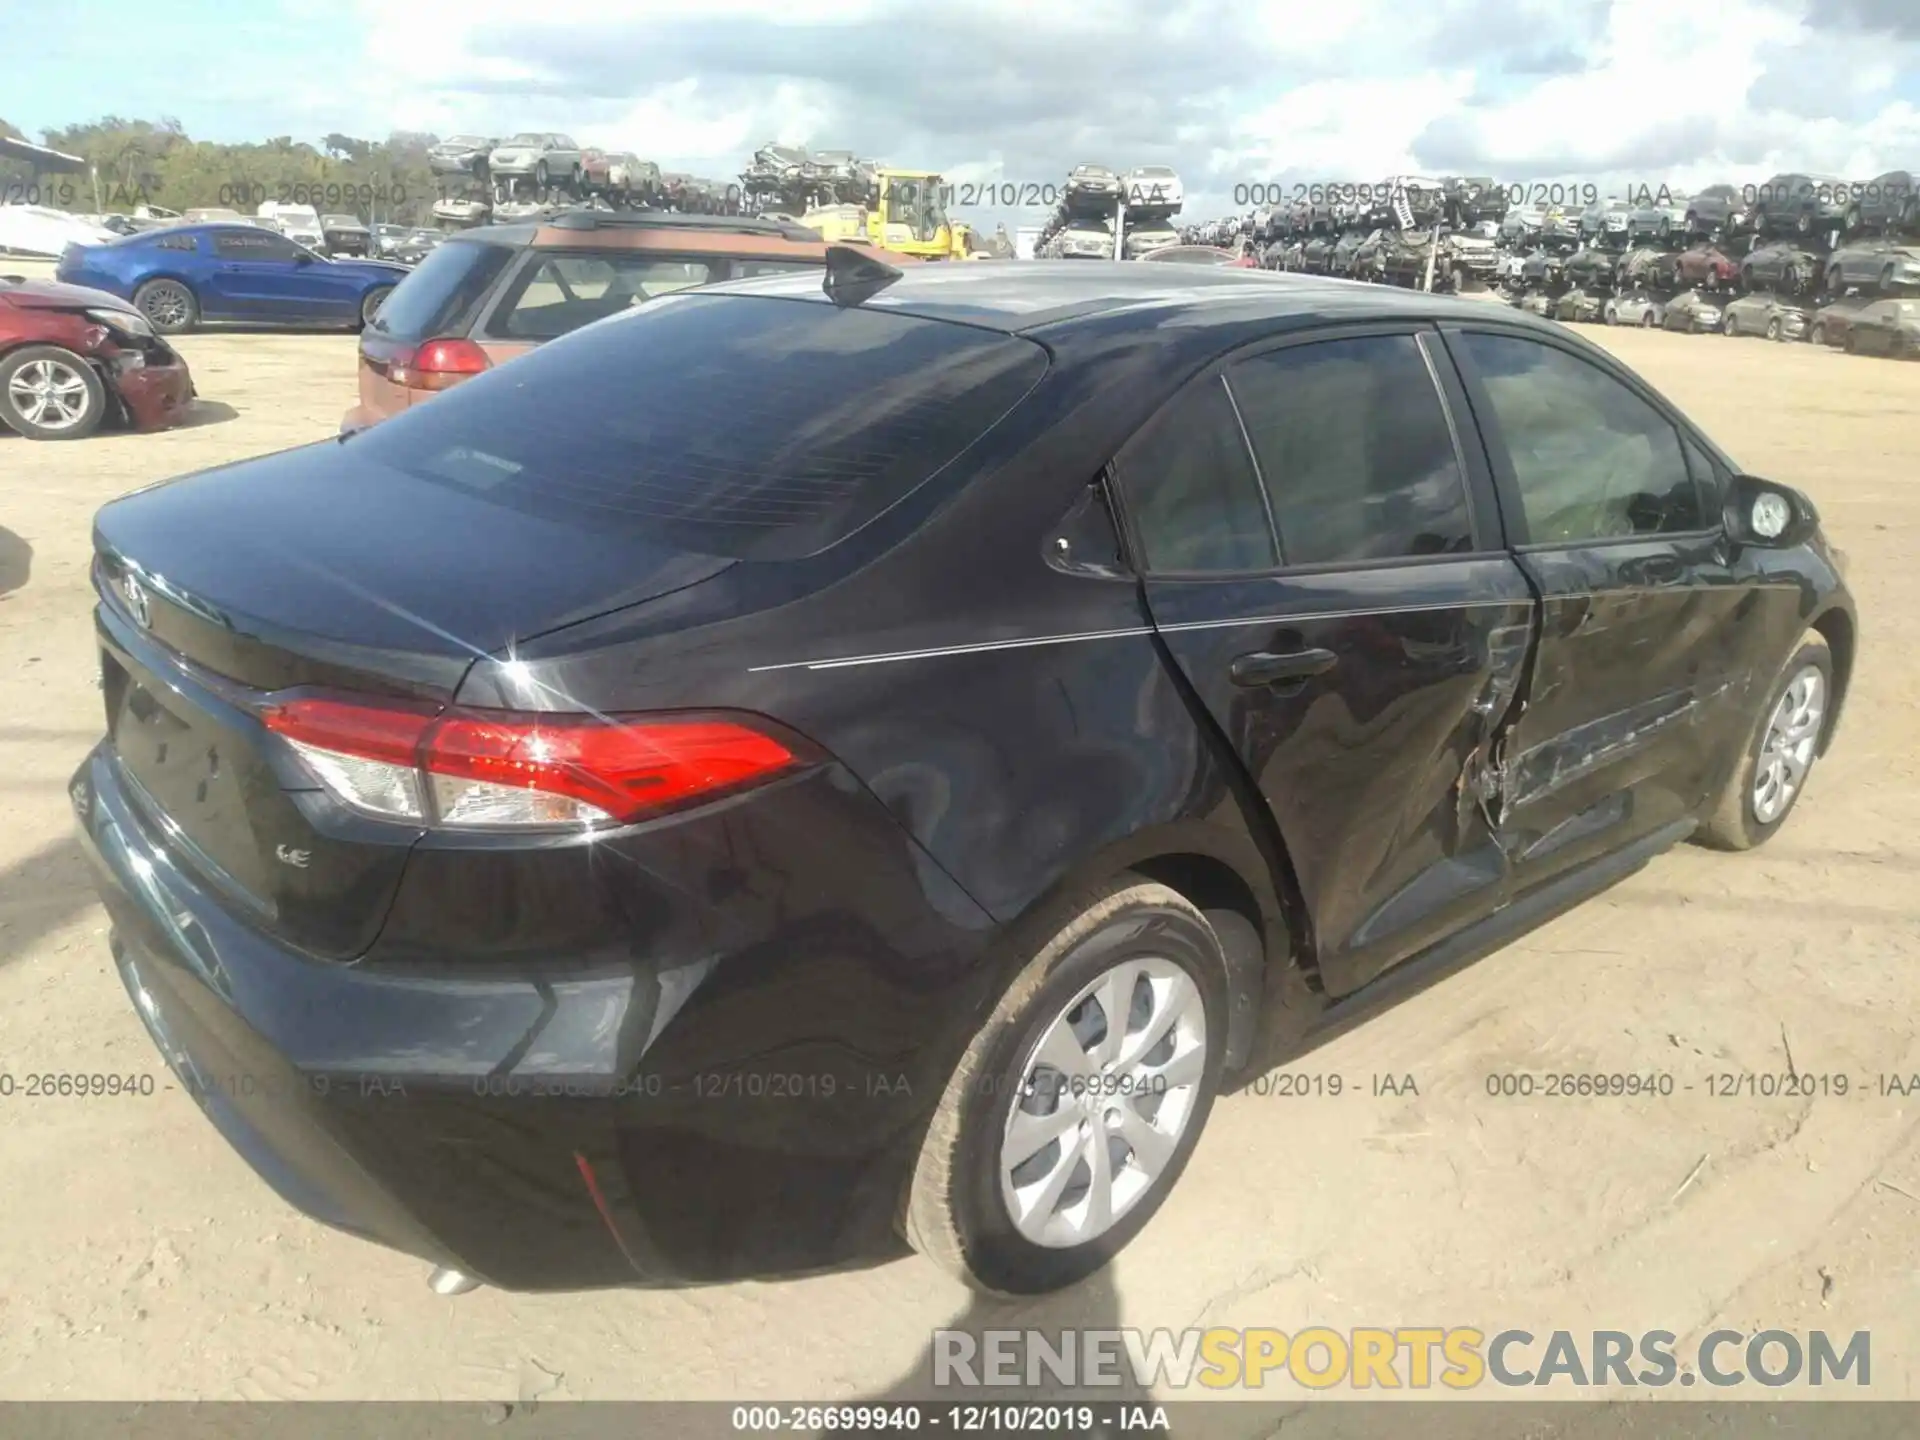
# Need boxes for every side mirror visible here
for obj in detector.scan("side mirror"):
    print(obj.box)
[1725,474,1818,549]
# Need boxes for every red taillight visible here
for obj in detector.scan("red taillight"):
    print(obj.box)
[262,697,800,829]
[389,337,491,391]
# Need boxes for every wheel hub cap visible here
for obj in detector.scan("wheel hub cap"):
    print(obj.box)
[998,955,1207,1249]
[7,359,88,429]
[1752,666,1825,824]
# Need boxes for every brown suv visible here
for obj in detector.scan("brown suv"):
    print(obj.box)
[342,209,839,431]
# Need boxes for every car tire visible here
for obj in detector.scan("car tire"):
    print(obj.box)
[1844,331,1858,354]
[1811,322,1827,345]
[1604,303,1618,325]
[133,278,198,335]
[358,286,393,331]
[1767,317,1782,341]
[1696,635,1833,852]
[902,874,1231,1296]
[0,344,108,440]
[534,161,549,189]
[1641,310,1656,328]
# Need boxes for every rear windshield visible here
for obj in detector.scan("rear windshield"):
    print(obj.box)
[368,240,514,342]
[347,292,1049,561]
[483,253,719,340]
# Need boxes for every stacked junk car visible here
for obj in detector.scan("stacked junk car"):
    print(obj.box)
[1033,164,1185,259]
[1196,170,1920,356]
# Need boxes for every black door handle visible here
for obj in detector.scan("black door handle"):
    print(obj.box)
[1230,648,1339,687]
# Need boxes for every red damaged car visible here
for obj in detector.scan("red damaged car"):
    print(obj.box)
[0,275,193,440]
[1670,243,1740,289]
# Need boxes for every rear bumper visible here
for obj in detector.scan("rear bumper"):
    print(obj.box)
[71,738,998,1290]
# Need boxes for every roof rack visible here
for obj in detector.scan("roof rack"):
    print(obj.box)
[539,208,822,243]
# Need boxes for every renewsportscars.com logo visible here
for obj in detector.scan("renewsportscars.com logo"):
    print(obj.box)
[932,1328,1871,1391]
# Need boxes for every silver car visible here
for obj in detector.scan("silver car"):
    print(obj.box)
[1625,192,1689,242]
[1580,197,1633,241]
[487,133,584,188]
[1499,203,1547,243]
[1050,219,1116,259]
[1823,242,1920,295]
[1123,166,1183,214]
[1604,291,1667,327]
[1722,293,1809,341]
[1122,222,1181,258]
[428,135,497,178]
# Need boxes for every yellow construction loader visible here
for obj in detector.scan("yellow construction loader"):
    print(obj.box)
[802,169,980,260]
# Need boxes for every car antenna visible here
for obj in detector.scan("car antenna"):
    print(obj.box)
[822,244,903,308]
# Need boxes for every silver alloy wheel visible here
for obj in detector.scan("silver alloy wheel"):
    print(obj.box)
[141,283,190,329]
[998,955,1207,1249]
[1752,666,1825,825]
[6,357,91,431]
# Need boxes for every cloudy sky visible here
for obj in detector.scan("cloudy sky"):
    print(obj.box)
[11,0,1920,226]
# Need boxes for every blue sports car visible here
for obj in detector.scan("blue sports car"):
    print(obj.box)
[55,223,411,335]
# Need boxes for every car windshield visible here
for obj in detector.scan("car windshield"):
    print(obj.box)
[447,136,489,147]
[347,293,1050,561]
[505,134,543,145]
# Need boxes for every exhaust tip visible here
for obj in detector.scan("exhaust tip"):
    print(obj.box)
[428,1266,482,1296]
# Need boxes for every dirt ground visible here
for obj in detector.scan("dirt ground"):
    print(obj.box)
[2,265,1918,1412]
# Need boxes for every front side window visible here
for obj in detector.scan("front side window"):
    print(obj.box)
[1456,332,1706,544]
[488,254,715,340]
[1227,334,1473,565]
[1116,379,1278,573]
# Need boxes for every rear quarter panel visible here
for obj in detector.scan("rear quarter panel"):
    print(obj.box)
[460,328,1296,1015]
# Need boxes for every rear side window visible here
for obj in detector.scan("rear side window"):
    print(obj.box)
[348,293,1049,561]
[1227,335,1473,565]
[486,254,714,340]
[730,259,823,279]
[369,241,514,342]
[1116,380,1277,572]
[153,234,198,252]
[214,229,300,260]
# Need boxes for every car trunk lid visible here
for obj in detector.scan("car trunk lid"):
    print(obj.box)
[91,442,734,957]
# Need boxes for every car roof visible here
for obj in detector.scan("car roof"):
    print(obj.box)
[699,260,1572,342]
[444,208,829,255]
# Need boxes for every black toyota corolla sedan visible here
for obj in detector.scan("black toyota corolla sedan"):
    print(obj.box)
[72,254,1856,1298]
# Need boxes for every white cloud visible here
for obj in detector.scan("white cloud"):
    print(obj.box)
[312,0,1920,221]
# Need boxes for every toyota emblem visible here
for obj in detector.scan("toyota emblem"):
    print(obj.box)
[122,574,152,628]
